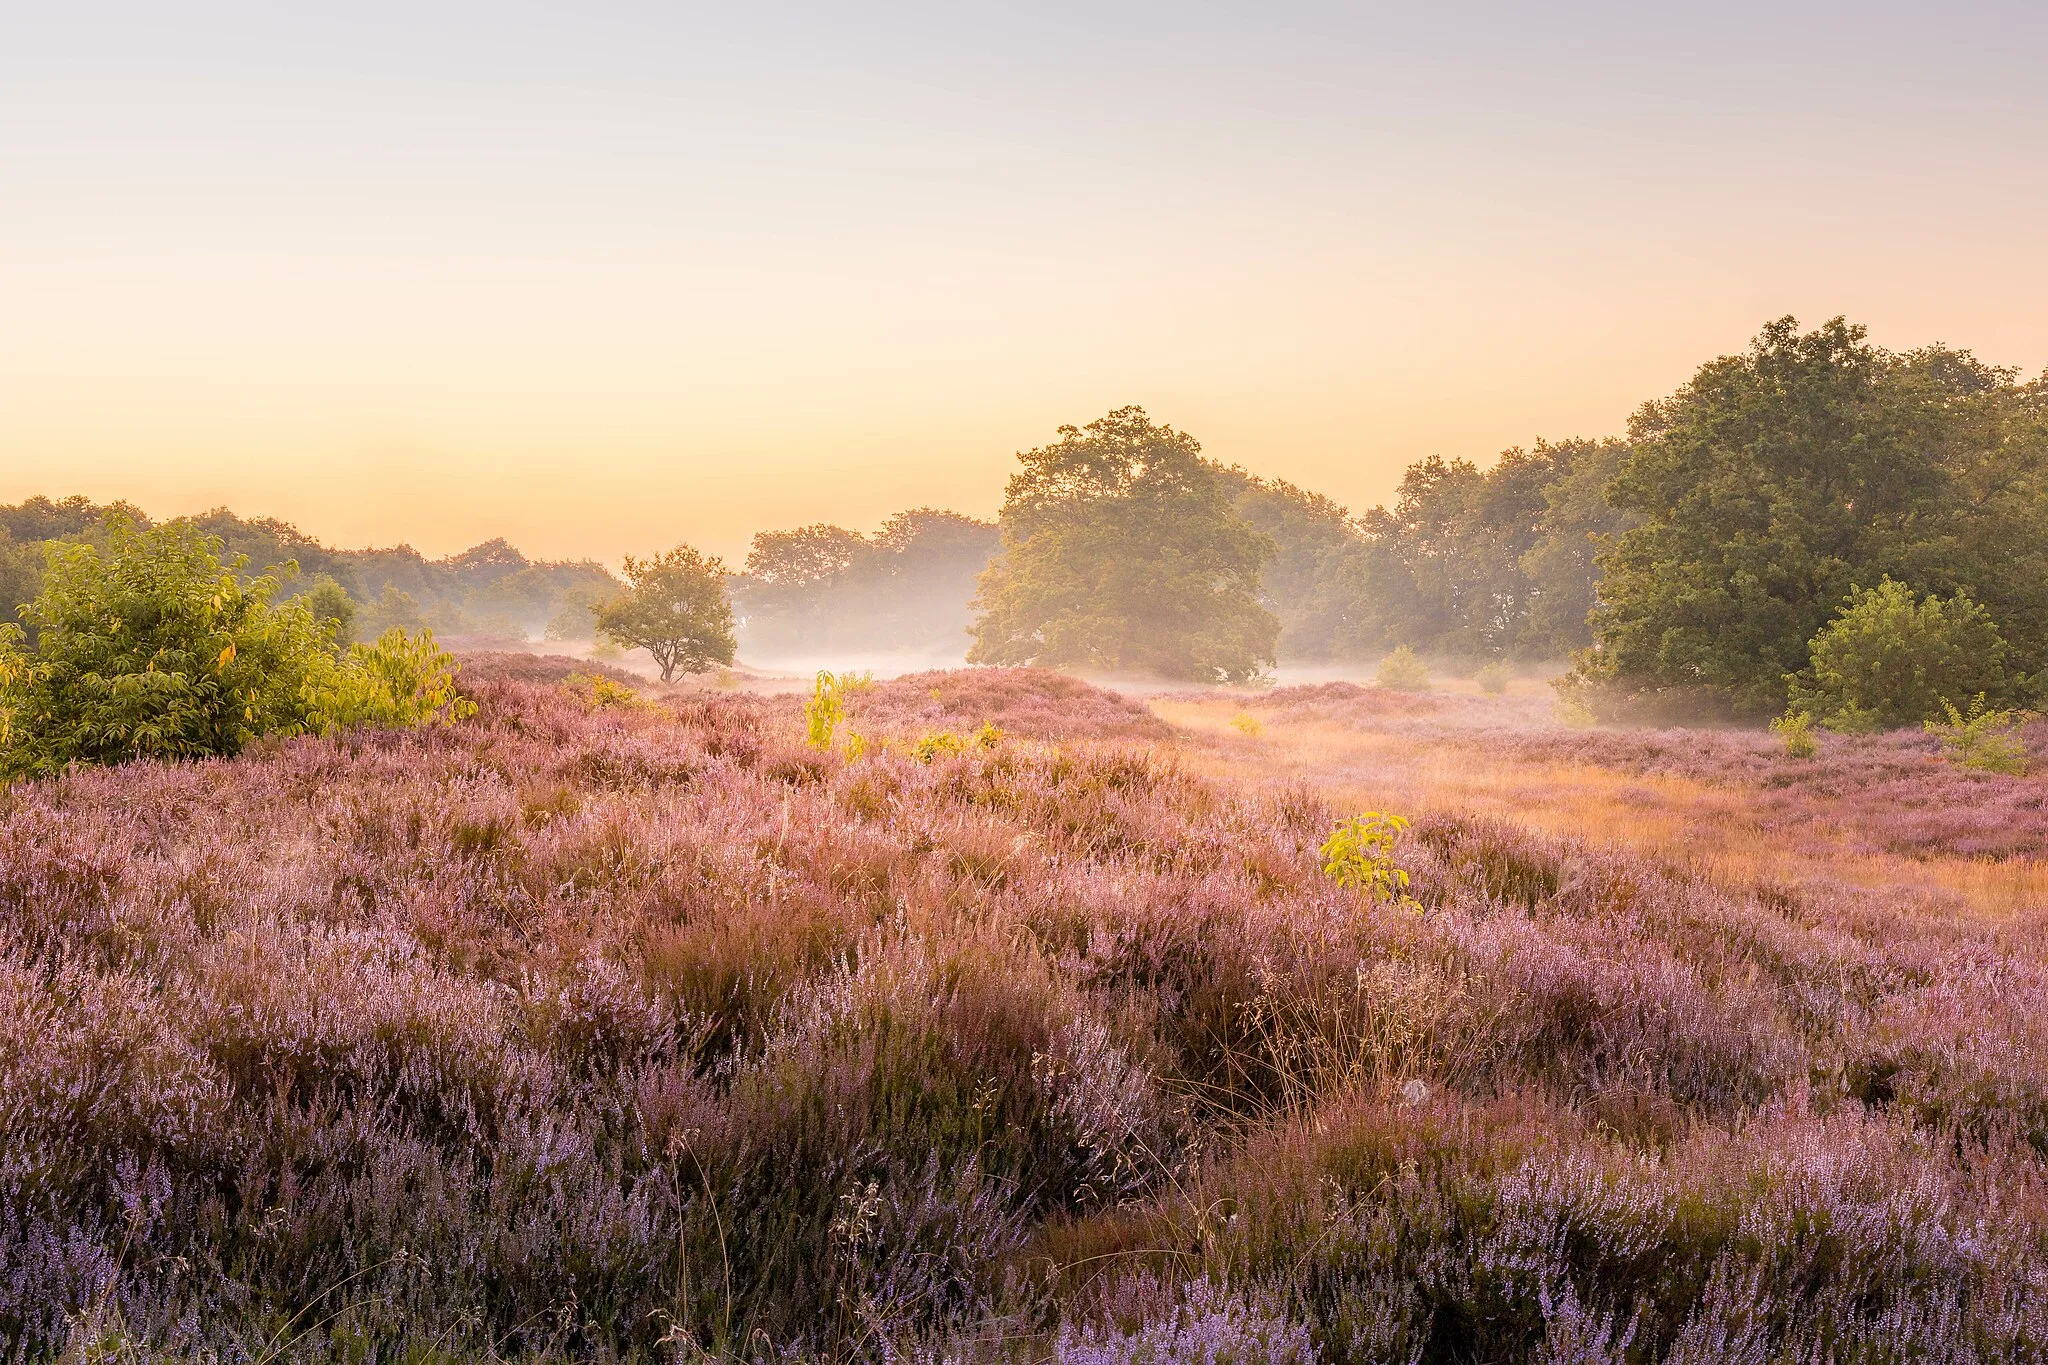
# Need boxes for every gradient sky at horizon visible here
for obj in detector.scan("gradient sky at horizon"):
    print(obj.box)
[5,2,2045,566]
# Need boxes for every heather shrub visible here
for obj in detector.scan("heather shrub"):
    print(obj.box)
[858,667,1171,742]
[1055,1279,1318,1364]
[6,672,2048,1359]
[1791,578,2013,731]
[1375,645,1430,691]
[1925,694,2031,775]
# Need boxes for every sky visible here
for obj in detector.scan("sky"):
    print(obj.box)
[4,2,2045,566]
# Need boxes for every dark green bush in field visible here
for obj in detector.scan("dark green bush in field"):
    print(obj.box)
[0,516,469,778]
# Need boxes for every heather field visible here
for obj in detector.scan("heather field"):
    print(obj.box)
[8,665,2048,1362]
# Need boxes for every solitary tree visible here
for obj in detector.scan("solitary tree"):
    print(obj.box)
[596,544,737,683]
[970,407,1277,682]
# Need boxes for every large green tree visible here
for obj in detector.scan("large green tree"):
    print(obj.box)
[1578,316,2033,716]
[970,407,1277,682]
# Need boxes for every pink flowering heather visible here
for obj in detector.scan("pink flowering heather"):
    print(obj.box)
[2,667,2047,1360]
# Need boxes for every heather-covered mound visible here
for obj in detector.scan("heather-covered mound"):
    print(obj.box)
[454,649,650,689]
[851,666,1173,742]
[5,679,2048,1359]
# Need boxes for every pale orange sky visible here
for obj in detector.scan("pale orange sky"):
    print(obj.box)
[5,4,2045,566]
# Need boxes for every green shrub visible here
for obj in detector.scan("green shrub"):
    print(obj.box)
[1769,708,1817,759]
[1926,695,2032,775]
[804,670,848,749]
[561,672,641,710]
[0,516,469,779]
[1791,578,2012,731]
[1319,812,1416,907]
[1475,661,1509,695]
[1375,646,1431,692]
[1229,710,1264,737]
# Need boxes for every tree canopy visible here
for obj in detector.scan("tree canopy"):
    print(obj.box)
[1574,316,2048,716]
[595,544,737,683]
[969,407,1278,682]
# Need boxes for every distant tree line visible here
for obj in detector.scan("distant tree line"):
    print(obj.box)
[732,509,999,656]
[7,314,2040,718]
[0,497,620,644]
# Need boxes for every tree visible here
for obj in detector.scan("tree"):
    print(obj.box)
[0,531,42,641]
[1574,317,2004,716]
[1519,438,1639,656]
[304,575,358,644]
[731,512,998,655]
[1220,471,1369,661]
[969,407,1277,682]
[1790,578,2012,730]
[596,544,737,682]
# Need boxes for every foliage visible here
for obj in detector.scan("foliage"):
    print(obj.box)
[309,628,475,732]
[1318,811,1415,905]
[970,407,1278,683]
[0,530,44,640]
[803,669,872,749]
[1769,708,1817,758]
[1475,661,1509,694]
[561,671,643,710]
[0,517,468,779]
[1926,695,2032,775]
[1789,578,2012,731]
[1219,471,1371,662]
[1575,317,2048,716]
[735,510,999,656]
[595,544,737,683]
[302,574,357,644]
[1229,710,1264,737]
[1374,645,1430,691]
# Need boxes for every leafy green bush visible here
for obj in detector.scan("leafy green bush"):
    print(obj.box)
[1319,811,1416,906]
[1791,578,2012,731]
[560,672,641,711]
[1375,646,1431,691]
[1769,708,1817,759]
[1926,695,2032,775]
[1475,661,1509,694]
[0,517,470,779]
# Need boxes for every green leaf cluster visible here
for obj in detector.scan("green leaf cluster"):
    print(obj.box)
[1925,695,2032,776]
[1318,811,1417,907]
[970,407,1279,683]
[0,516,470,780]
[1789,578,2012,732]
